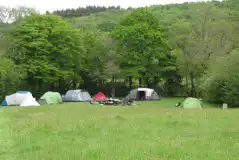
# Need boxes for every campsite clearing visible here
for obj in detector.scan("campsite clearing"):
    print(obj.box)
[0,99,238,160]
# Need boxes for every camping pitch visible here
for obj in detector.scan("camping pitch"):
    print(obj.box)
[126,88,160,101]
[64,89,91,102]
[39,92,63,105]
[181,97,202,109]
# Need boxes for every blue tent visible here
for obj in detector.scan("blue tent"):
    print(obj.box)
[16,91,31,94]
[1,99,7,106]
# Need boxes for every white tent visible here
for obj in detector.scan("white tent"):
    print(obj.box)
[126,88,160,100]
[64,89,91,102]
[5,91,40,106]
[20,97,40,107]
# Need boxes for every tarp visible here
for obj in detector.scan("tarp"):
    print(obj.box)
[181,97,202,109]
[64,89,91,102]
[39,92,63,105]
[92,92,107,101]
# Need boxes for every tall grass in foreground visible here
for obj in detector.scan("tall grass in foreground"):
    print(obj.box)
[0,99,238,160]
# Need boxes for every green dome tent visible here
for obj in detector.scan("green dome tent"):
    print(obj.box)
[39,92,63,105]
[181,97,202,109]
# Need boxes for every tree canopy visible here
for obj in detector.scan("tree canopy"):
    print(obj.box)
[8,14,85,95]
[112,8,175,88]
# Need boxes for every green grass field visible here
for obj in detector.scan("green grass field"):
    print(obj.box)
[0,98,238,160]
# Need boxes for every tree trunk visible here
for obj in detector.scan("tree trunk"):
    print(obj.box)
[1,73,5,92]
[129,76,133,88]
[72,80,77,89]
[58,78,62,93]
[153,76,158,88]
[185,74,189,97]
[36,79,42,92]
[146,78,150,88]
[51,82,55,91]
[138,77,142,87]
[111,75,115,98]
[190,72,196,97]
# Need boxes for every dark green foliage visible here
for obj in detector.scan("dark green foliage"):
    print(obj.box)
[51,6,121,17]
[0,58,25,99]
[222,77,239,107]
[163,70,182,97]
[201,75,225,103]
[220,50,239,107]
[202,49,239,106]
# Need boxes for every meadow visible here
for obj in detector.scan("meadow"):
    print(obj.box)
[0,98,238,160]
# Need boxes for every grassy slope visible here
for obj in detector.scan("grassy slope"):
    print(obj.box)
[0,99,238,160]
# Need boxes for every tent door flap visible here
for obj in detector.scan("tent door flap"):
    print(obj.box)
[137,91,146,100]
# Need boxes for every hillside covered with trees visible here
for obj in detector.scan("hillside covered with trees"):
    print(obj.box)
[0,0,239,106]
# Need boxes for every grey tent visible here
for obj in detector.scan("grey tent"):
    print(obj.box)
[126,88,160,101]
[64,89,91,102]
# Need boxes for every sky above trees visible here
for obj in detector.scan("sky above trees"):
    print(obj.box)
[2,0,211,13]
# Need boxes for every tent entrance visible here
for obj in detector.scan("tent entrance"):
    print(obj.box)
[137,91,146,100]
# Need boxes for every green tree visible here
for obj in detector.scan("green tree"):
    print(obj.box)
[202,49,239,107]
[9,13,84,95]
[100,33,121,97]
[78,30,121,96]
[112,8,170,88]
[170,4,233,97]
[0,58,25,99]
[78,29,106,87]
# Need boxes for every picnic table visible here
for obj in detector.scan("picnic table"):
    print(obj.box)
[103,98,122,105]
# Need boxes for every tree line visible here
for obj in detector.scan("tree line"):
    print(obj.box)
[49,6,121,17]
[0,0,239,106]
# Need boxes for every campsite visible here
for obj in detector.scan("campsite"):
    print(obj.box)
[1,99,239,160]
[1,0,239,159]
[1,89,239,159]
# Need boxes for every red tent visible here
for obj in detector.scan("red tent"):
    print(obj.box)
[92,92,107,101]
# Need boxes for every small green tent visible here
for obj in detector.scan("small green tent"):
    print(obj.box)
[39,92,63,105]
[181,97,202,109]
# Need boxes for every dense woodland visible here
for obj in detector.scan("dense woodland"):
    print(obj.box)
[0,0,238,106]
[50,6,121,17]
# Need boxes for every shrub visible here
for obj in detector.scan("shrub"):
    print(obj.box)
[202,49,239,107]
[201,75,224,103]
